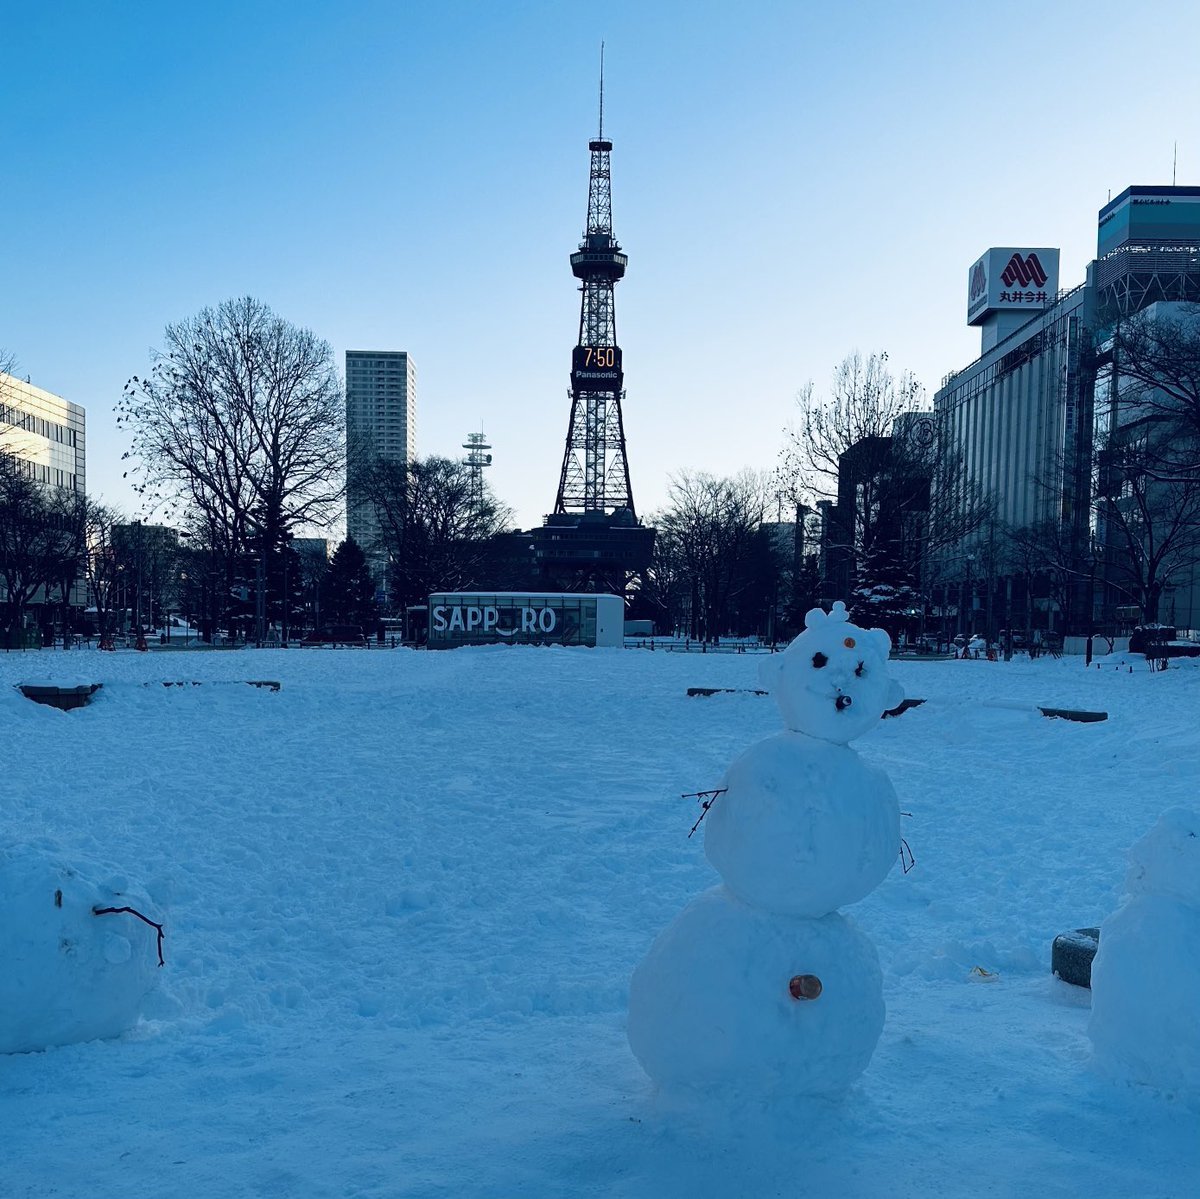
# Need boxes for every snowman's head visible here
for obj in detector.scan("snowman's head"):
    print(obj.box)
[761,601,903,744]
[1124,807,1200,906]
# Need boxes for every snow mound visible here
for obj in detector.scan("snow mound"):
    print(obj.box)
[1089,809,1200,1094]
[628,887,884,1096]
[0,843,164,1055]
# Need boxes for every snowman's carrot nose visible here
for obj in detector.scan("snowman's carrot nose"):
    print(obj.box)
[835,694,853,711]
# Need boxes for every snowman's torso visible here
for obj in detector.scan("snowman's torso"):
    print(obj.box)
[705,732,901,918]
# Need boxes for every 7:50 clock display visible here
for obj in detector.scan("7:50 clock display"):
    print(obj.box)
[571,344,623,388]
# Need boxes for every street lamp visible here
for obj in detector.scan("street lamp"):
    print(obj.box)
[242,514,268,647]
[179,571,189,645]
[282,532,294,648]
[962,552,976,639]
[1084,542,1101,667]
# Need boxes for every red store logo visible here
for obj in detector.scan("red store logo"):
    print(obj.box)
[969,261,988,302]
[1000,253,1048,289]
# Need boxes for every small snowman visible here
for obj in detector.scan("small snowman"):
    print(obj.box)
[0,842,164,1055]
[1088,807,1200,1094]
[628,601,904,1096]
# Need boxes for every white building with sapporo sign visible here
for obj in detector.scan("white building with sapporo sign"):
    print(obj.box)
[427,592,624,648]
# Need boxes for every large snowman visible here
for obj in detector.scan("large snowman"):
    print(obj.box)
[1088,807,1200,1094]
[628,602,904,1096]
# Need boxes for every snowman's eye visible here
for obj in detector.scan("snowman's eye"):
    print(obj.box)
[855,661,865,678]
[812,652,828,669]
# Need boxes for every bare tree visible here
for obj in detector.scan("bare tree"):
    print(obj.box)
[655,471,767,641]
[357,455,513,610]
[1095,435,1200,623]
[1109,305,1200,481]
[0,454,80,641]
[780,352,923,505]
[117,297,346,604]
[77,498,125,649]
[780,351,991,604]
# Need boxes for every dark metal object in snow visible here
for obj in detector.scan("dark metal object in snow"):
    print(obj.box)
[882,697,1107,723]
[683,788,727,838]
[1037,706,1106,723]
[93,905,166,967]
[17,683,102,710]
[789,974,822,1000]
[153,680,281,691]
[686,687,768,697]
[1052,927,1100,988]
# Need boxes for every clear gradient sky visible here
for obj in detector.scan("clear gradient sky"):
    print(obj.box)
[4,0,1200,531]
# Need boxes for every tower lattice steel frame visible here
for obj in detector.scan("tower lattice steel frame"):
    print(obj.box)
[553,73,636,518]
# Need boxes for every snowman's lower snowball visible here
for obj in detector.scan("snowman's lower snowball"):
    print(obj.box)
[627,886,884,1096]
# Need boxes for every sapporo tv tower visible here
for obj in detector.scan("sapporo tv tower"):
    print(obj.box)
[532,50,655,595]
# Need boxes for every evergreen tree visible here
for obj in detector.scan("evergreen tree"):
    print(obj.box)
[850,541,920,645]
[323,538,377,627]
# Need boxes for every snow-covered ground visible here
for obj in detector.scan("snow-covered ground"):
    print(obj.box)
[1,644,1197,1197]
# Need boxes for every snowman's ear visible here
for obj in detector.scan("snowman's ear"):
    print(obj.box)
[869,627,892,658]
[758,653,785,692]
[885,678,904,712]
[804,605,828,630]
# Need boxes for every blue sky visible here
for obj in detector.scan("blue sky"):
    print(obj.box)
[4,0,1200,529]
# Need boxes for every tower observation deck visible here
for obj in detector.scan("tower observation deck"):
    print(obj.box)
[536,59,654,596]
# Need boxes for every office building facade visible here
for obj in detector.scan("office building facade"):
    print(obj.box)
[933,186,1200,638]
[0,371,86,493]
[1,372,87,632]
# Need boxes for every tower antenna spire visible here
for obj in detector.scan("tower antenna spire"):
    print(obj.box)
[598,42,605,140]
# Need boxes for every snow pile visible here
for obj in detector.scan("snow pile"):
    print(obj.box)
[0,842,163,1055]
[1089,807,1200,1094]
[628,602,903,1096]
[1,644,1198,1194]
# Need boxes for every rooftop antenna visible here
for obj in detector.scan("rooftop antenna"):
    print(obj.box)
[1173,141,1177,186]
[598,41,605,140]
[462,429,492,512]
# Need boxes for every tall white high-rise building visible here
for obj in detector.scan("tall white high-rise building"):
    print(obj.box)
[345,350,416,557]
